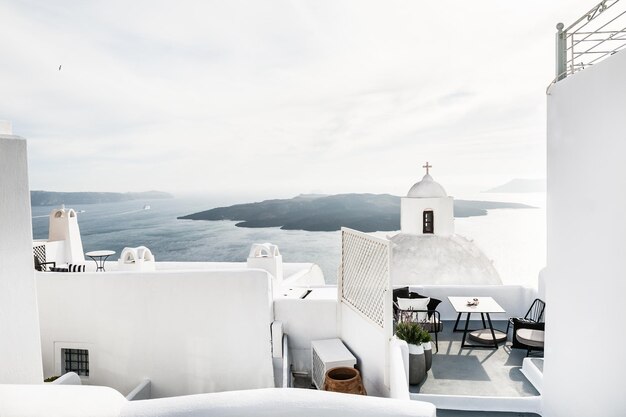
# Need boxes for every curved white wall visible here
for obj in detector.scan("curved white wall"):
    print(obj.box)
[0,135,43,384]
[121,387,436,417]
[546,50,626,416]
[37,269,275,398]
[0,384,126,417]
[0,385,436,417]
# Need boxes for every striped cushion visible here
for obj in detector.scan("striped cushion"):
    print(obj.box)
[68,264,85,272]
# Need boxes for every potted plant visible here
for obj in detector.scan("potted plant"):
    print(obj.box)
[395,321,426,385]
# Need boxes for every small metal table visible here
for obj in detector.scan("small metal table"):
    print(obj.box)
[85,250,115,272]
[448,296,506,349]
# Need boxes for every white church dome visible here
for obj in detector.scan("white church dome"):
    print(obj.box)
[390,233,502,285]
[407,173,447,198]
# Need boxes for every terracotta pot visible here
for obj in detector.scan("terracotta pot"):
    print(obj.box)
[323,367,367,395]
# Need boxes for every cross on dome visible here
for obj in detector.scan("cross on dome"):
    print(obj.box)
[407,161,447,198]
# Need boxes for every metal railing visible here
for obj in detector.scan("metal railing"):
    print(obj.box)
[550,0,626,89]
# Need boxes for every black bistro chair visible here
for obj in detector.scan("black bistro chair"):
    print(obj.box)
[506,298,545,335]
[33,254,56,272]
[507,298,546,355]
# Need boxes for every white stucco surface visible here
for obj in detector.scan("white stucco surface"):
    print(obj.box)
[391,234,502,285]
[0,385,436,417]
[36,269,275,398]
[340,304,390,397]
[389,338,410,400]
[407,173,447,198]
[273,293,338,373]
[48,207,85,264]
[0,384,126,417]
[407,284,535,320]
[546,50,626,416]
[0,135,44,384]
[401,196,454,236]
[121,388,436,417]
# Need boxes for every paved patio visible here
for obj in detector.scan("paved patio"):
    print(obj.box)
[410,320,540,398]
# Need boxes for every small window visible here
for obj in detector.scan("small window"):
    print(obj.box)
[62,348,89,377]
[423,210,434,234]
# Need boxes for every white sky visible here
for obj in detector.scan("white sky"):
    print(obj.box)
[0,0,593,198]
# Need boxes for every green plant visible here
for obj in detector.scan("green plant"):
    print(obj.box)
[44,375,60,383]
[395,321,424,345]
[420,329,432,344]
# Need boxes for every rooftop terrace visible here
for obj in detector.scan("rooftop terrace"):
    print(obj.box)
[410,320,541,415]
[412,320,539,397]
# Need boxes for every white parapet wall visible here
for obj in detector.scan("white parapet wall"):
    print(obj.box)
[546,48,626,416]
[36,269,276,398]
[0,134,44,384]
[407,284,536,321]
[121,388,437,417]
[0,385,436,417]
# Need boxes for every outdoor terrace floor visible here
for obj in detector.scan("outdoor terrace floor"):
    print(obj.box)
[410,320,541,398]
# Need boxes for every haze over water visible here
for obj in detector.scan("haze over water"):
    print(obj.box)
[32,193,545,287]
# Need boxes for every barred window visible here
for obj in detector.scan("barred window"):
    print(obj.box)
[62,348,89,377]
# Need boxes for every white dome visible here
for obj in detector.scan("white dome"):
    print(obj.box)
[390,233,502,285]
[407,173,447,198]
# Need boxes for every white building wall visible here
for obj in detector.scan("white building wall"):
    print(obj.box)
[36,269,275,398]
[0,135,44,384]
[273,296,337,373]
[545,50,626,416]
[400,197,454,236]
[340,304,389,397]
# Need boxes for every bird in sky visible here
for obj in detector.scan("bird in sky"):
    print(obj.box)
[58,65,62,71]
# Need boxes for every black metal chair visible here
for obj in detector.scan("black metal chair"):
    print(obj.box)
[514,325,545,356]
[507,299,546,355]
[33,254,56,272]
[506,298,545,335]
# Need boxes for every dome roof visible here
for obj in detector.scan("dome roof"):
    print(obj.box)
[390,233,502,285]
[407,173,447,198]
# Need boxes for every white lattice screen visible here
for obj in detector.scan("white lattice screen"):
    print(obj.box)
[340,228,391,328]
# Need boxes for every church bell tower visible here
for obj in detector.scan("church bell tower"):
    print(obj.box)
[401,162,455,236]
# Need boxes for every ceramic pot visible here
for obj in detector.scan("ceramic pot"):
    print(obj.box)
[408,343,426,385]
[422,341,432,372]
[323,367,367,395]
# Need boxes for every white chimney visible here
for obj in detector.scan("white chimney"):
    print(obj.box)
[0,121,12,135]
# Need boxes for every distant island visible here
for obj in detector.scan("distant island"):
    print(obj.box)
[484,179,546,193]
[30,190,174,206]
[178,193,534,232]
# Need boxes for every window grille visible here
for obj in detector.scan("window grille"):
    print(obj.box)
[63,348,89,377]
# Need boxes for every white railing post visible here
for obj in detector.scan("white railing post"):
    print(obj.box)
[556,22,567,81]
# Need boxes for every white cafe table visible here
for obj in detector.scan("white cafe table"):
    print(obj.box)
[85,250,116,272]
[448,296,507,349]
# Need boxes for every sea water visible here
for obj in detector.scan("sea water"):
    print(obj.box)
[31,193,545,287]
